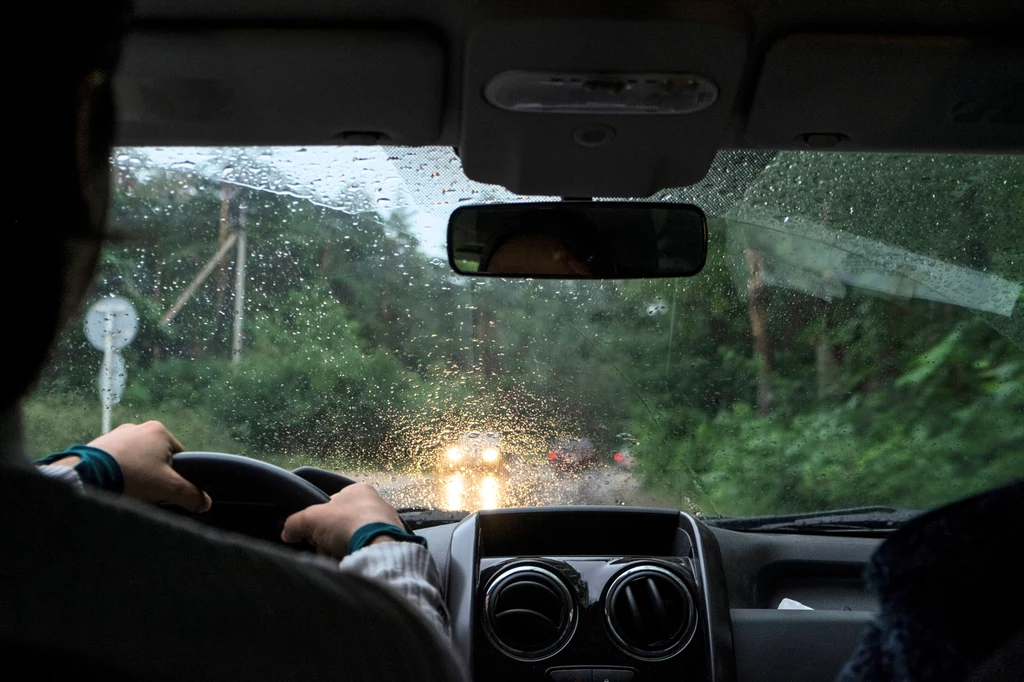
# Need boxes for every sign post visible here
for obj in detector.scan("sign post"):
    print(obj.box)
[84,296,138,434]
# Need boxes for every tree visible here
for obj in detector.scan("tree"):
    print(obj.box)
[25,148,1023,516]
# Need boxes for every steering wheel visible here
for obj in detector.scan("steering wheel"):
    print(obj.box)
[168,452,353,549]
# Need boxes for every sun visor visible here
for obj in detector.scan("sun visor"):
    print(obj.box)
[458,7,749,197]
[745,34,1024,152]
[115,29,446,146]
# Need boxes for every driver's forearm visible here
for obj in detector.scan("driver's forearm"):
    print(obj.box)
[338,541,450,643]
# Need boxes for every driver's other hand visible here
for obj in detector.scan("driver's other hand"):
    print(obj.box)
[281,483,402,560]
[88,421,212,513]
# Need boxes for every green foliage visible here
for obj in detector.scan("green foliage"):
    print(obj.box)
[641,390,1023,516]
[24,149,1024,514]
[638,314,1024,515]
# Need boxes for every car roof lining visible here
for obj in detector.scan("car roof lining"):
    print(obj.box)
[117,0,1024,196]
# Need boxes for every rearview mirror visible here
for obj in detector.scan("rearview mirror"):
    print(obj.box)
[447,202,707,279]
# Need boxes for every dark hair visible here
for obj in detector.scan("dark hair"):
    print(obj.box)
[4,2,131,408]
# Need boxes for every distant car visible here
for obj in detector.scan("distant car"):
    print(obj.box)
[442,431,502,470]
[612,433,639,470]
[547,438,597,471]
[612,449,637,470]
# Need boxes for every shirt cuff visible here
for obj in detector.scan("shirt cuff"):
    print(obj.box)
[37,445,124,493]
[347,521,428,555]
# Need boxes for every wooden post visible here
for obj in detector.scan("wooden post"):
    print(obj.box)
[159,232,238,325]
[214,183,233,338]
[152,243,163,359]
[231,205,247,365]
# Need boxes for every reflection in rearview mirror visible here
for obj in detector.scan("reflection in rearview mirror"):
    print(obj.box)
[447,202,707,279]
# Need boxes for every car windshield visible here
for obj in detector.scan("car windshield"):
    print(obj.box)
[28,147,1023,517]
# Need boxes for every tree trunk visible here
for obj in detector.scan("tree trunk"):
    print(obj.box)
[320,240,333,273]
[815,334,840,399]
[472,307,497,378]
[744,248,774,416]
[812,305,840,399]
[864,301,901,394]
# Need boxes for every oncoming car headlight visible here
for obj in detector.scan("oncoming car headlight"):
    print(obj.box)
[446,447,463,462]
[482,447,500,463]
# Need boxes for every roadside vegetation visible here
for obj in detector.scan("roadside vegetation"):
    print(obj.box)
[27,150,1023,515]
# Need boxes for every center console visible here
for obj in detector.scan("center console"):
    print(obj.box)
[446,507,736,682]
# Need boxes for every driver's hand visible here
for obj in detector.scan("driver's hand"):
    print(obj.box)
[281,483,403,559]
[86,421,212,512]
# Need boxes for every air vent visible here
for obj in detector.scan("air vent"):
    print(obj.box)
[484,565,576,660]
[605,564,697,660]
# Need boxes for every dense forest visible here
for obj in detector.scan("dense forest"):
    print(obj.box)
[26,148,1024,516]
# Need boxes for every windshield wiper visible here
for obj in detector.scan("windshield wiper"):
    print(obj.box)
[703,506,920,536]
[398,508,471,530]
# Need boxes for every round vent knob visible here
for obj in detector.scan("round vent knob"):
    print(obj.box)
[604,564,697,660]
[484,565,576,660]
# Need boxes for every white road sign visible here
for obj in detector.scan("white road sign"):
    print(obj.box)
[85,296,138,433]
[85,296,138,351]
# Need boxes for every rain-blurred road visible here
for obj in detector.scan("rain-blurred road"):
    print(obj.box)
[342,457,668,512]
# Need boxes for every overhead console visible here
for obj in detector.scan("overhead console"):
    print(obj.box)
[447,507,736,682]
[458,2,750,197]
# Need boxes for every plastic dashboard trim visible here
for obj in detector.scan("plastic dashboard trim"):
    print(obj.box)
[681,512,738,682]
[444,508,737,681]
[448,512,479,667]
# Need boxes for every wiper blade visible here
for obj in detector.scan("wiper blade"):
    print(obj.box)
[704,506,920,535]
[399,508,471,530]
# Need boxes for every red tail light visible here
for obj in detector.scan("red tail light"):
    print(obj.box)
[614,453,623,462]
[548,451,557,460]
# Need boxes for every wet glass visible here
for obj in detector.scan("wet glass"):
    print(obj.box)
[26,147,1024,517]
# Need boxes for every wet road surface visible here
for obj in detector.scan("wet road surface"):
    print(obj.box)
[342,457,669,512]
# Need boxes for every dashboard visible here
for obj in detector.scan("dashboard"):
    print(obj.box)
[417,507,880,682]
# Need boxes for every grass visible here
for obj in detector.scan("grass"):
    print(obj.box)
[24,391,247,459]
[22,393,104,458]
[22,391,387,473]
